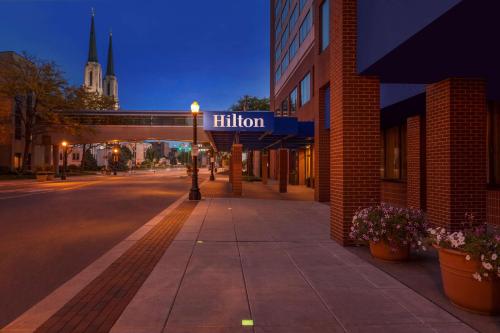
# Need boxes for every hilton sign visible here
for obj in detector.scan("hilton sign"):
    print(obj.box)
[203,111,274,132]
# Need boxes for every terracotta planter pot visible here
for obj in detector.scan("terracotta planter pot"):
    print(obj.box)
[437,247,500,315]
[369,241,410,261]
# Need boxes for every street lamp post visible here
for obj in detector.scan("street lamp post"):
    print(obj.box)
[112,147,119,176]
[189,101,202,200]
[61,141,68,180]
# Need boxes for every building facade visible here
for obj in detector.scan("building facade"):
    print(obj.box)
[266,0,500,244]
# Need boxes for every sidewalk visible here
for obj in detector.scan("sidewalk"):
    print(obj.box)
[3,177,477,333]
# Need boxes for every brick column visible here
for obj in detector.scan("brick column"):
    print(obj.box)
[279,148,288,193]
[407,116,425,209]
[315,87,331,202]
[298,149,306,185]
[426,78,487,229]
[231,144,243,196]
[261,151,269,185]
[330,0,380,245]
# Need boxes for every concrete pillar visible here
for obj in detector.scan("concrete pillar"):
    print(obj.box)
[261,151,269,185]
[330,0,381,245]
[407,116,425,209]
[426,78,487,229]
[231,144,243,196]
[279,148,288,193]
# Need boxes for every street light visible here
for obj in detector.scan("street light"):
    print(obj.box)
[112,147,119,176]
[61,141,68,180]
[189,101,201,200]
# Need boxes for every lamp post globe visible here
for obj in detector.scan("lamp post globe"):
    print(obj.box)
[61,141,68,180]
[189,101,202,200]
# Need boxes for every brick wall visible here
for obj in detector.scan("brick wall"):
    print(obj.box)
[330,0,380,245]
[381,181,407,207]
[487,190,500,226]
[426,78,487,229]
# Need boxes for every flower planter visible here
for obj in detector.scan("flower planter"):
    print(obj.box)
[369,241,410,261]
[437,247,500,315]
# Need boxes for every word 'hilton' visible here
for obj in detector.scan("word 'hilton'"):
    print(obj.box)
[213,114,265,128]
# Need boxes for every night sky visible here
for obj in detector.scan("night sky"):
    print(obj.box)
[0,0,270,111]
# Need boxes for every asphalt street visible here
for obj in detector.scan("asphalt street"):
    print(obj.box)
[0,169,196,328]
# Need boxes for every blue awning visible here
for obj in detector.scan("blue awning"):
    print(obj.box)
[203,111,314,151]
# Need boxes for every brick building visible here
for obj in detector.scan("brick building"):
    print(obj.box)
[264,0,500,244]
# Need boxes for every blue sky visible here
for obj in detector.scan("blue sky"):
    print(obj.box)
[0,0,270,111]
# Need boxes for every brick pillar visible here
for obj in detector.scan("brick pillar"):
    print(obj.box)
[298,149,306,185]
[315,88,330,202]
[330,0,380,245]
[426,78,487,229]
[231,144,243,196]
[261,151,269,185]
[279,148,288,193]
[407,116,425,209]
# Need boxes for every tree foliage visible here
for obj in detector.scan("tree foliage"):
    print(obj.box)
[0,52,115,172]
[230,95,270,111]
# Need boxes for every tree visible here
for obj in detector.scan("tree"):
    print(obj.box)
[145,146,160,163]
[230,95,270,111]
[0,52,115,172]
[82,148,99,171]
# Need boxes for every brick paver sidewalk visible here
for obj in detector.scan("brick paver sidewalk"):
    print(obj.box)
[33,201,198,333]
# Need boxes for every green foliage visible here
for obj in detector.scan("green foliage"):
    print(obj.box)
[145,146,160,163]
[230,95,270,111]
[108,146,133,171]
[82,149,99,171]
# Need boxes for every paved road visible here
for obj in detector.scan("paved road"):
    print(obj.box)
[0,170,197,328]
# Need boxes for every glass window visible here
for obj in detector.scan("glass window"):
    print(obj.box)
[290,88,297,114]
[281,0,290,25]
[275,18,282,40]
[275,108,282,117]
[300,0,308,12]
[289,35,299,60]
[275,0,282,18]
[89,71,93,87]
[290,6,298,30]
[299,10,312,44]
[320,0,330,51]
[300,73,311,106]
[282,98,289,116]
[382,125,407,180]
[275,44,282,62]
[282,51,289,73]
[281,24,289,50]
[275,64,281,83]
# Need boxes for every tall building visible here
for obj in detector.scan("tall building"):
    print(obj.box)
[83,10,119,109]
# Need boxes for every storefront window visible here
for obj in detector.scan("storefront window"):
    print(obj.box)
[382,124,407,180]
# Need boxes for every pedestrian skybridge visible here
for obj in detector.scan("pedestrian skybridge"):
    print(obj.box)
[52,110,314,151]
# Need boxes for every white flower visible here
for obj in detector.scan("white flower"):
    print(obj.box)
[482,262,493,270]
[483,272,489,277]
[472,272,482,282]
[492,254,498,261]
[465,255,471,261]
[417,241,422,246]
[430,229,436,235]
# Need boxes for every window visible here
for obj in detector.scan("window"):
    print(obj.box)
[290,6,298,30]
[275,44,282,62]
[281,51,289,73]
[300,73,311,106]
[281,0,290,25]
[275,108,282,117]
[281,98,289,116]
[300,0,308,12]
[89,71,93,86]
[289,35,299,60]
[382,125,407,180]
[14,98,22,140]
[281,24,289,51]
[275,0,282,18]
[14,153,22,170]
[275,18,282,40]
[107,82,111,96]
[290,88,297,115]
[320,0,330,51]
[299,10,312,44]
[275,64,282,83]
[489,102,500,184]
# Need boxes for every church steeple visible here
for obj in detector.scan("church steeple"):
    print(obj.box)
[106,32,115,76]
[104,31,119,109]
[88,9,98,63]
[83,8,103,95]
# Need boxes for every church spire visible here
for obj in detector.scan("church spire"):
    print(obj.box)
[106,32,115,76]
[88,8,98,62]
